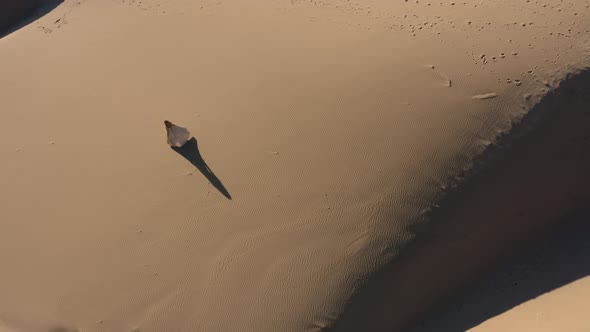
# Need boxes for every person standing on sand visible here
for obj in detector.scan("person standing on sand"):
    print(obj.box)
[164,120,191,148]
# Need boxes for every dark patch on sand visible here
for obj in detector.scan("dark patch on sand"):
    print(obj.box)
[0,0,63,38]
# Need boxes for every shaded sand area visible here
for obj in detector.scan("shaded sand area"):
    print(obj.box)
[413,210,590,332]
[0,1,589,331]
[341,68,590,332]
[0,0,63,38]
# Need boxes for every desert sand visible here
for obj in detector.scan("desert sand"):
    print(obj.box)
[472,276,590,332]
[0,1,589,331]
[414,210,590,332]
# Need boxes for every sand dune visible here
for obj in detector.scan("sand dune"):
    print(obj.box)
[414,207,590,332]
[472,276,590,332]
[0,0,589,331]
[335,68,590,332]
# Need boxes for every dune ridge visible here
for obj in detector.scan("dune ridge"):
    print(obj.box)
[0,1,589,331]
[330,67,590,331]
[415,207,590,332]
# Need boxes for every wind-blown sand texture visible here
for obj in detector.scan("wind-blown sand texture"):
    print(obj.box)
[0,1,589,331]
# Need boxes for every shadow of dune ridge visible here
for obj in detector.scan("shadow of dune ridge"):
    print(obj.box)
[411,209,590,332]
[0,0,63,39]
[172,137,232,200]
[327,68,590,332]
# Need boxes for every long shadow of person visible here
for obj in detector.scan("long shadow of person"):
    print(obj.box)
[171,137,232,200]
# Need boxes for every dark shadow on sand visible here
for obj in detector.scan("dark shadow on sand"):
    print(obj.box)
[412,210,590,332]
[326,70,590,332]
[408,70,590,332]
[172,137,232,200]
[0,0,64,39]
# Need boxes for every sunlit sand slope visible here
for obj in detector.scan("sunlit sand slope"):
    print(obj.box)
[0,1,588,331]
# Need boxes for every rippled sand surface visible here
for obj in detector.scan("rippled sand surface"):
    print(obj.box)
[0,1,589,331]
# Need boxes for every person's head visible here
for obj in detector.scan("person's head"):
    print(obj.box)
[164,120,173,128]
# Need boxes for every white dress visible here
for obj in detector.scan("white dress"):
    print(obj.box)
[166,124,191,147]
